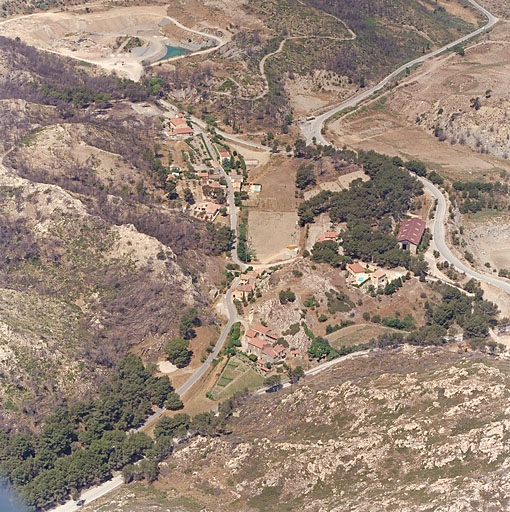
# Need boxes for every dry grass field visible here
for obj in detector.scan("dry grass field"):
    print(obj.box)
[247,154,300,263]
[329,24,510,181]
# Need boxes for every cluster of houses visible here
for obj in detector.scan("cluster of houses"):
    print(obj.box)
[166,113,194,138]
[313,217,426,289]
[243,322,287,366]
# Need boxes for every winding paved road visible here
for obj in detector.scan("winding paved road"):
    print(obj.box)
[38,1,506,510]
[300,0,498,145]
[419,177,510,294]
[299,0,509,296]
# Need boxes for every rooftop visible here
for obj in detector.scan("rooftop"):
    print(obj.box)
[170,126,194,135]
[236,283,254,293]
[170,117,187,127]
[397,218,426,246]
[252,323,270,335]
[248,337,265,350]
[347,263,366,274]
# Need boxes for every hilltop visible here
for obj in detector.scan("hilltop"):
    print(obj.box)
[86,346,510,511]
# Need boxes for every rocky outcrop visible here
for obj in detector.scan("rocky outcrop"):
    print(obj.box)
[151,347,510,511]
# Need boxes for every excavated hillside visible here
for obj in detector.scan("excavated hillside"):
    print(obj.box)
[86,346,510,511]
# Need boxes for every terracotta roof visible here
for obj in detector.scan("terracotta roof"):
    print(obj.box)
[248,337,265,350]
[219,151,230,158]
[397,218,426,246]
[245,329,257,338]
[196,202,221,215]
[170,126,194,135]
[236,283,254,293]
[262,345,278,359]
[273,344,286,354]
[251,323,270,335]
[347,263,366,274]
[372,269,386,278]
[170,117,187,127]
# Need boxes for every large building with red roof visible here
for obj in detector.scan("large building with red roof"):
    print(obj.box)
[244,322,285,363]
[397,218,426,253]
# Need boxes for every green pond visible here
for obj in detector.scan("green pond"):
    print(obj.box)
[161,45,190,60]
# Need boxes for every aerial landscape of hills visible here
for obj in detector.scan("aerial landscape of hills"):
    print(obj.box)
[0,0,510,511]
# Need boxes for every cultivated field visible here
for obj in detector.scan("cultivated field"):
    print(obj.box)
[248,210,299,263]
[247,154,300,263]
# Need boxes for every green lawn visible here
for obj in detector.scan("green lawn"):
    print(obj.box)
[217,376,234,387]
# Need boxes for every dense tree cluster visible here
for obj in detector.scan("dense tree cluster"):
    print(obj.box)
[452,180,510,214]
[424,283,498,337]
[237,220,253,263]
[307,336,337,360]
[0,355,181,510]
[224,322,242,355]
[179,308,201,340]
[295,164,316,190]
[166,338,193,368]
[298,151,422,226]
[311,240,348,267]
[298,150,428,273]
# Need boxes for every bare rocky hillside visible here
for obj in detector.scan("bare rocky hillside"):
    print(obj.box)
[87,346,510,511]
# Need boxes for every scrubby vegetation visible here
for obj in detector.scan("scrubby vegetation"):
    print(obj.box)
[0,36,159,112]
[160,0,476,131]
[451,180,510,214]
[0,39,232,433]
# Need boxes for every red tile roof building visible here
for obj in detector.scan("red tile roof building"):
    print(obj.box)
[347,262,366,275]
[167,117,194,137]
[397,218,426,252]
[317,231,339,243]
[245,322,285,362]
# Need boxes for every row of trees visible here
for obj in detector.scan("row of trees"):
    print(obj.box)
[0,355,182,510]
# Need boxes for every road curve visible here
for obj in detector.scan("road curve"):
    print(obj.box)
[301,0,498,145]
[419,177,510,294]
[149,14,227,67]
[300,0,509,295]
[255,350,371,395]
